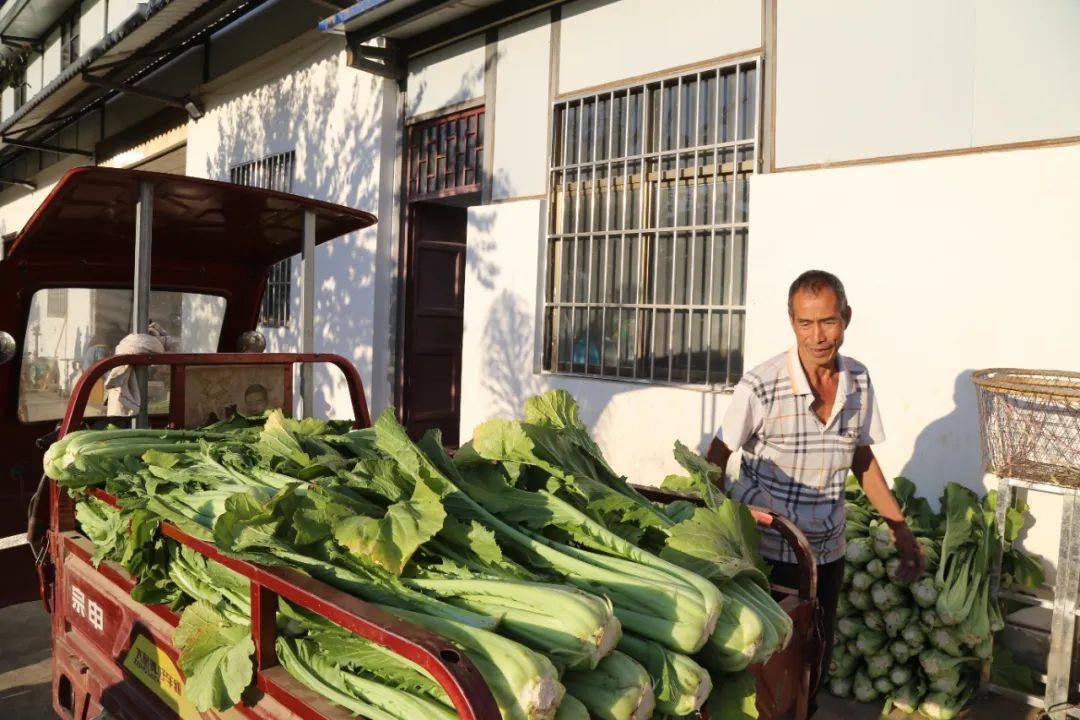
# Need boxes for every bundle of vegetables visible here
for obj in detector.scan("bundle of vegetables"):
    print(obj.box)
[830,476,1042,719]
[48,390,790,719]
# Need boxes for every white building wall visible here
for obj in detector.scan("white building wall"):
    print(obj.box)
[406,35,485,119]
[971,0,1080,146]
[81,0,108,48]
[43,30,62,86]
[1,88,13,121]
[776,0,1080,168]
[458,0,766,484]
[460,200,731,485]
[25,52,43,98]
[107,0,141,33]
[492,13,551,200]
[747,145,1080,575]
[559,0,760,94]
[186,33,392,420]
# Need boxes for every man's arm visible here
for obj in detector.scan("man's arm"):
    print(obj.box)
[706,437,733,491]
[851,445,925,582]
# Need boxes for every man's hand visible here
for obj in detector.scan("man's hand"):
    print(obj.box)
[887,518,926,583]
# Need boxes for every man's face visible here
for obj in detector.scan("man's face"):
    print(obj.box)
[790,287,849,370]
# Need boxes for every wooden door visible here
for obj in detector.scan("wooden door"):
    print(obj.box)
[402,202,467,446]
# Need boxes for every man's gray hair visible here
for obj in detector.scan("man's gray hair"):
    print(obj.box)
[788,270,849,317]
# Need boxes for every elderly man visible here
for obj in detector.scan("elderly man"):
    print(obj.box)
[706,269,924,700]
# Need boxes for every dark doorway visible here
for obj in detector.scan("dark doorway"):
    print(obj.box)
[401,202,468,445]
[399,106,484,446]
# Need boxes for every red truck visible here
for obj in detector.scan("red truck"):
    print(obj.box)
[0,167,819,720]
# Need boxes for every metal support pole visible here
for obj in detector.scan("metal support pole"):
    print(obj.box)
[1046,485,1080,719]
[132,182,154,429]
[990,475,1013,604]
[300,210,316,418]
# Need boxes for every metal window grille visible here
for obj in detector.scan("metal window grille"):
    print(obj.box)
[47,289,67,318]
[543,59,759,387]
[230,151,296,328]
[406,106,484,200]
[60,12,79,69]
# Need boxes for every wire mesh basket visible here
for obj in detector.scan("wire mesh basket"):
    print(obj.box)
[972,369,1080,485]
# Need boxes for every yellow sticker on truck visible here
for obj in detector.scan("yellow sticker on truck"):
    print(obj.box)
[123,634,200,720]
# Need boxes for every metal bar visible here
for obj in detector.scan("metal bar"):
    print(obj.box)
[82,73,204,119]
[1,136,93,157]
[132,181,154,429]
[667,79,682,383]
[999,590,1055,611]
[480,29,497,204]
[1046,485,1080,720]
[300,210,316,418]
[1009,477,1072,495]
[985,683,1046,709]
[649,83,665,382]
[687,73,701,382]
[990,474,1013,604]
[724,64,741,386]
[549,221,750,237]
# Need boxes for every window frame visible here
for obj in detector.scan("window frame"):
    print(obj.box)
[46,288,68,317]
[228,151,296,328]
[16,286,228,425]
[60,9,80,70]
[540,57,762,390]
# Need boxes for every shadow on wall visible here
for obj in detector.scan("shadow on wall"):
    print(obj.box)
[195,40,481,419]
[900,369,983,505]
[465,210,499,292]
[478,289,543,419]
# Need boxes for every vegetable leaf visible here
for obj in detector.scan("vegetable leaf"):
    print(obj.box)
[333,478,446,575]
[707,671,758,720]
[174,601,253,712]
[662,502,767,585]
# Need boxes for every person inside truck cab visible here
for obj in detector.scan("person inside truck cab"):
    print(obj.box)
[706,269,926,703]
[103,322,179,416]
[243,383,270,415]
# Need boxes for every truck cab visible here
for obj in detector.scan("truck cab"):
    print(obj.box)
[0,166,376,608]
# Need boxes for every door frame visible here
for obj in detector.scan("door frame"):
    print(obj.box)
[394,104,485,431]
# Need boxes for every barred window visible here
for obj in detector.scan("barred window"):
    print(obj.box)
[543,60,758,386]
[230,151,295,328]
[47,289,67,318]
[60,12,79,69]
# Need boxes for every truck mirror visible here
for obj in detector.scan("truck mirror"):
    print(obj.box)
[237,331,266,353]
[0,331,15,365]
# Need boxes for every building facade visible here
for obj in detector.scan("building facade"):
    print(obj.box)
[0,0,1077,569]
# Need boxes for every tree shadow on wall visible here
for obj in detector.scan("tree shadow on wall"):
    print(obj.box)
[900,369,983,507]
[198,37,489,419]
[479,289,544,419]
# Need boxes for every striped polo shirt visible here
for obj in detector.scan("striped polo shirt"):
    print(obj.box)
[719,348,885,565]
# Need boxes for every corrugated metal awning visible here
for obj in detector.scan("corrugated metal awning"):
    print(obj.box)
[318,0,502,44]
[0,0,262,164]
[0,0,74,60]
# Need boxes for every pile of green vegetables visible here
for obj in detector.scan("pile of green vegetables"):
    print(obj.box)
[830,477,1043,719]
[47,390,791,720]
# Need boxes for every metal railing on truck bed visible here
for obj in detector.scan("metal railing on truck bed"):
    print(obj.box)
[46,353,501,720]
[44,352,819,720]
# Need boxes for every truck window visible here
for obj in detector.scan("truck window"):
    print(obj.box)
[18,288,226,423]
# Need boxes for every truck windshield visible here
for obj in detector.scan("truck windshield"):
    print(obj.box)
[18,288,226,423]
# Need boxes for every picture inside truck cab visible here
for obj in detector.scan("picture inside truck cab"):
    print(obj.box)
[18,288,226,423]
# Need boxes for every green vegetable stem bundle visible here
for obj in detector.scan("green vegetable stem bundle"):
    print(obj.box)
[49,390,791,719]
[831,476,1042,719]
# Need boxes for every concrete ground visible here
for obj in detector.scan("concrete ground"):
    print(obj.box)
[0,601,54,719]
